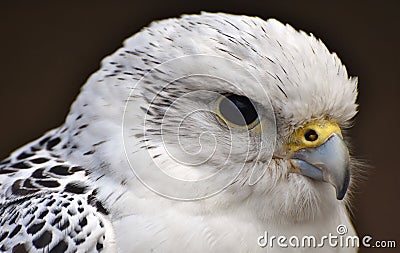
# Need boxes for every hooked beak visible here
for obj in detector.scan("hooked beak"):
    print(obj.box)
[285,120,350,200]
[290,133,350,200]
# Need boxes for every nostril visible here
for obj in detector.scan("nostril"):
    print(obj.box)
[304,129,318,142]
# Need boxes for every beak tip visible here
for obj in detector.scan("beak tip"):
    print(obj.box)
[335,168,350,200]
[336,191,346,200]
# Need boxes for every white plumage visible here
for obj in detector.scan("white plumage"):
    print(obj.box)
[0,13,358,252]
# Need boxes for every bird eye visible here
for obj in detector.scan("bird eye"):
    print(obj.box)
[217,94,259,128]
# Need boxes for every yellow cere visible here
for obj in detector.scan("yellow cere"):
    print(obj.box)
[286,120,342,153]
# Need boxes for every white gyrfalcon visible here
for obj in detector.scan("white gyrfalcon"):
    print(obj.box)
[0,13,359,252]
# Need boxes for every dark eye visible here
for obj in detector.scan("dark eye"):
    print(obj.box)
[217,94,259,128]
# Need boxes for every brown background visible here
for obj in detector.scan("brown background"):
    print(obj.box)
[0,1,399,251]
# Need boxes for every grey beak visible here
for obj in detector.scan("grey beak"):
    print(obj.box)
[290,133,350,200]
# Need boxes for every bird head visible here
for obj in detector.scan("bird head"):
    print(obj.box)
[66,13,358,221]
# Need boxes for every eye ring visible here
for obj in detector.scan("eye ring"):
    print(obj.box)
[216,94,259,129]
